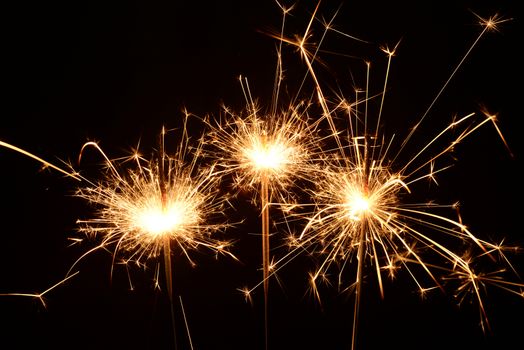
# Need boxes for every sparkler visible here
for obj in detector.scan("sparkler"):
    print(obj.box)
[1,122,235,287]
[203,76,323,348]
[202,7,326,344]
[69,123,237,337]
[260,5,523,350]
[1,116,236,348]
[70,124,235,287]
[1,2,521,348]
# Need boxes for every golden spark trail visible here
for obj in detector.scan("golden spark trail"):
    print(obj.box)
[398,13,512,153]
[0,140,83,304]
[0,272,79,307]
[0,140,81,181]
[179,295,195,350]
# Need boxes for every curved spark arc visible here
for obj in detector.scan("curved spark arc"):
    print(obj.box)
[0,140,86,303]
[0,140,82,181]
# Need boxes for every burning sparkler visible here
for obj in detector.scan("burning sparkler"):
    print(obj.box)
[70,122,237,295]
[1,120,236,291]
[203,75,324,348]
[202,6,328,342]
[242,4,522,350]
[1,116,236,348]
[1,2,521,349]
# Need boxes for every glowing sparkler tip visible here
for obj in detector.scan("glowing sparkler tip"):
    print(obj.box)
[473,12,511,32]
[345,191,371,221]
[380,44,398,57]
[246,138,292,171]
[137,203,186,236]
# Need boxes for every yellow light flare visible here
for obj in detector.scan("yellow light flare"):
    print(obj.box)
[244,137,296,174]
[205,99,319,202]
[344,190,370,221]
[137,201,189,236]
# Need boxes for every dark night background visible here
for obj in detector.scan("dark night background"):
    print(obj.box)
[1,1,522,349]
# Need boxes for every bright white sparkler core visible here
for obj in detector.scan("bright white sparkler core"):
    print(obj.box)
[137,201,188,236]
[345,190,372,221]
[245,139,292,171]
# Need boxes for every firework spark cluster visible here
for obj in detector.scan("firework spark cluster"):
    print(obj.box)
[71,127,235,275]
[74,142,235,305]
[1,2,522,349]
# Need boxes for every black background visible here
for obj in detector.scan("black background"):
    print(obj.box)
[1,1,522,349]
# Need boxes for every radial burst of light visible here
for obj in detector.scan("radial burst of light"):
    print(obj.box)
[1,122,235,349]
[203,16,324,343]
[72,128,235,280]
[203,77,324,349]
[206,98,319,204]
[70,124,237,349]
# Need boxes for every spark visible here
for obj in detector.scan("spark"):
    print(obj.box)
[179,295,195,350]
[0,272,79,308]
[0,140,81,181]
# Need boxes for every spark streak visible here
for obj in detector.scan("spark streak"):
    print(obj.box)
[0,272,79,308]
